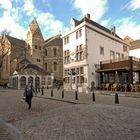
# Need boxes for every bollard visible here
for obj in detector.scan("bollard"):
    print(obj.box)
[41,87,44,95]
[62,90,64,98]
[51,89,53,97]
[92,92,95,102]
[75,91,78,100]
[115,93,119,104]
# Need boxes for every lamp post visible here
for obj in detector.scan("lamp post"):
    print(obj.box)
[51,74,54,97]
[51,73,54,89]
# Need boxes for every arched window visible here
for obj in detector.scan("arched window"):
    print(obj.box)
[53,48,57,56]
[45,63,47,71]
[20,76,26,89]
[45,49,47,56]
[28,44,30,49]
[53,62,57,71]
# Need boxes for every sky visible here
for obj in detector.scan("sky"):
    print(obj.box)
[0,0,140,41]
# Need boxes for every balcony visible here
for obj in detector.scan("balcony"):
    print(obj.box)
[97,56,140,72]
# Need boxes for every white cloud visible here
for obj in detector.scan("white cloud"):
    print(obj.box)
[121,0,140,11]
[0,0,12,10]
[100,18,111,27]
[128,0,140,10]
[130,49,140,58]
[37,13,69,38]
[22,0,69,38]
[23,0,36,16]
[114,17,140,40]
[73,0,108,21]
[0,11,26,39]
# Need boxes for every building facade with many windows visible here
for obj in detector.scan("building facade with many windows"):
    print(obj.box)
[62,14,129,92]
[43,34,63,82]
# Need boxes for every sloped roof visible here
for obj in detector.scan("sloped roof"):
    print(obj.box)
[24,64,49,75]
[44,34,62,47]
[6,35,26,48]
[72,18,80,26]
[18,58,31,64]
[74,16,122,40]
[130,39,140,50]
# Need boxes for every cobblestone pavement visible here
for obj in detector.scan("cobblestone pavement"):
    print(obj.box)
[37,88,140,109]
[0,88,140,140]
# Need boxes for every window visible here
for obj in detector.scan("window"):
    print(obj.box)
[122,54,124,59]
[76,45,83,61]
[64,36,69,44]
[76,68,79,74]
[37,59,41,62]
[28,44,30,49]
[100,46,104,55]
[41,77,45,85]
[110,50,115,61]
[64,50,70,64]
[53,48,57,56]
[80,67,84,74]
[79,29,82,37]
[76,29,82,39]
[123,46,127,52]
[39,46,41,50]
[53,62,57,71]
[35,45,37,49]
[45,63,47,71]
[45,49,47,56]
[116,52,120,60]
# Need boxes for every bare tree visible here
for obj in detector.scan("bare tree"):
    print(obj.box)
[0,29,11,68]
[1,29,11,36]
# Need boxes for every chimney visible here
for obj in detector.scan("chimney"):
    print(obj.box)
[84,13,90,19]
[110,26,116,35]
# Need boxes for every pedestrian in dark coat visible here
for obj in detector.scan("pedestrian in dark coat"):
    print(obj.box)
[24,82,33,109]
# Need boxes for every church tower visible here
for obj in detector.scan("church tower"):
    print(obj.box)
[26,18,44,68]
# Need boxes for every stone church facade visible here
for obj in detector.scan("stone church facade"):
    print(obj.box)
[0,18,63,88]
[43,34,63,82]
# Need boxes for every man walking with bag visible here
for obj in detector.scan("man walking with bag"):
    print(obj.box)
[24,82,34,109]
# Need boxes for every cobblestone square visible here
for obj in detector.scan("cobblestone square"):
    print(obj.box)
[0,88,140,140]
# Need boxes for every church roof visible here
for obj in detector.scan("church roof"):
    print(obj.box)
[44,34,62,47]
[25,64,50,75]
[18,58,31,64]
[29,18,44,40]
[6,35,26,48]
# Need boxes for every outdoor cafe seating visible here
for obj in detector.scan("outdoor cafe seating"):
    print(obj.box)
[100,82,140,92]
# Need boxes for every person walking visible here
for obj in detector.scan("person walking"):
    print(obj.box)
[24,82,34,109]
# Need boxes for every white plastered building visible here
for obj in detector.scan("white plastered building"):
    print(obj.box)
[62,14,129,92]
